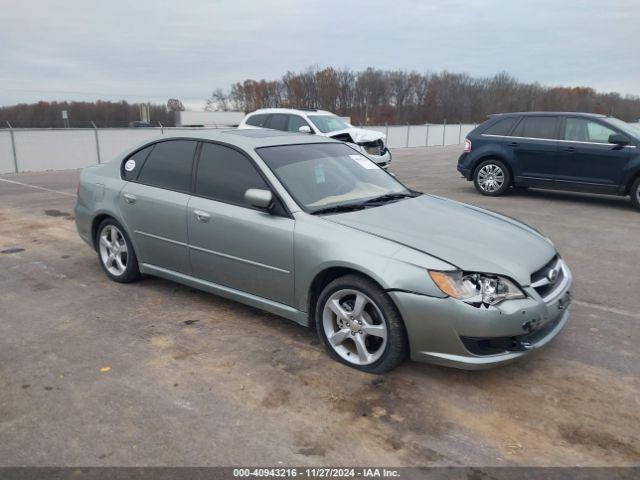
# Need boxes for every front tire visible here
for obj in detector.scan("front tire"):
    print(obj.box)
[473,159,511,196]
[315,274,408,373]
[631,177,640,212]
[96,218,141,283]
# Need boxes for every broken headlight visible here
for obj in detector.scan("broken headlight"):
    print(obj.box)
[429,270,525,306]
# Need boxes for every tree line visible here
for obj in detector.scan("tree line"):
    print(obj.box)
[209,67,640,124]
[2,69,639,128]
[0,100,177,128]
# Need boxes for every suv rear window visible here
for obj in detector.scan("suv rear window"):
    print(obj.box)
[483,117,518,136]
[267,114,288,131]
[245,114,269,127]
[136,140,197,192]
[512,116,558,140]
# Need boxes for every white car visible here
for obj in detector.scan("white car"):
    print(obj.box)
[238,108,392,168]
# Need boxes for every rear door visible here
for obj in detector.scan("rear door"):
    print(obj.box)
[187,142,295,305]
[556,117,631,191]
[508,115,560,187]
[287,115,311,133]
[119,139,197,274]
[266,114,289,132]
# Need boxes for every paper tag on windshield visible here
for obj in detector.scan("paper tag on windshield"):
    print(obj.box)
[349,154,378,169]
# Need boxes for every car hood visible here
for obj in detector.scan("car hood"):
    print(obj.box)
[323,195,556,286]
[329,127,385,144]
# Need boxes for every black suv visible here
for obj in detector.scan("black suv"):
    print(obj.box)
[457,112,640,210]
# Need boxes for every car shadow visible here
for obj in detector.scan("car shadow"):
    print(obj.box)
[508,187,634,211]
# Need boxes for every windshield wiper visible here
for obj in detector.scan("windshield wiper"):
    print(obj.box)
[311,203,367,215]
[360,192,419,205]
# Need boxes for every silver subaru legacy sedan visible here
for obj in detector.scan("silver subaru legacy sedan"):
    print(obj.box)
[75,129,572,373]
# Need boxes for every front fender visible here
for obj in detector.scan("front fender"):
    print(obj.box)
[293,215,453,313]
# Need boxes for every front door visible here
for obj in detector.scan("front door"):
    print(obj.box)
[119,139,197,274]
[508,115,560,187]
[555,117,631,192]
[187,142,295,305]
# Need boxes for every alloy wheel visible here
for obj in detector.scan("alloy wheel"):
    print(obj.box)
[477,164,505,193]
[322,289,388,366]
[99,225,128,276]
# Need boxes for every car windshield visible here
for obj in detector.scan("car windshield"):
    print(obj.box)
[606,117,639,138]
[257,143,412,213]
[308,115,350,133]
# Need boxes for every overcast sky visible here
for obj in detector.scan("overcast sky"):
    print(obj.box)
[1,0,638,109]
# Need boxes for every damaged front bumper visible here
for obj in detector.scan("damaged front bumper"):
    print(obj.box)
[388,272,572,369]
[362,147,392,169]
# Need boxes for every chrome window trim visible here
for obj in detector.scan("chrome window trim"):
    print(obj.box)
[481,133,636,148]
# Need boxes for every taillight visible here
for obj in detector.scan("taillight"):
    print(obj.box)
[464,139,472,153]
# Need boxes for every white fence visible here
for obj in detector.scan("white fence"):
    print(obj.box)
[2,122,639,174]
[0,127,220,174]
[367,123,477,149]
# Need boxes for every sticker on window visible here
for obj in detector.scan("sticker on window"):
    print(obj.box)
[314,164,326,184]
[124,159,136,172]
[349,154,378,169]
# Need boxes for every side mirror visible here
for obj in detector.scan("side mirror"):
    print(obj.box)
[298,125,312,134]
[609,133,629,146]
[245,188,273,210]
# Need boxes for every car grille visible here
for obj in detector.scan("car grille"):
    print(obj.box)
[359,139,384,156]
[530,256,567,302]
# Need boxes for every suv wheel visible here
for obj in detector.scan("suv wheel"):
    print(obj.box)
[315,274,408,373]
[631,177,640,211]
[473,159,511,196]
[96,218,141,283]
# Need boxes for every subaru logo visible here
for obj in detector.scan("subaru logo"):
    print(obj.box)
[547,267,559,284]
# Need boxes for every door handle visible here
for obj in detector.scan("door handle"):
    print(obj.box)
[507,141,518,147]
[564,146,576,153]
[193,209,211,222]
[123,193,137,204]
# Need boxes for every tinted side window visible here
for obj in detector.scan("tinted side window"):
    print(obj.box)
[268,114,288,131]
[287,115,310,132]
[563,118,618,143]
[122,145,154,181]
[195,143,268,207]
[587,121,617,143]
[483,117,518,136]
[245,114,268,127]
[137,140,196,192]
[512,116,558,140]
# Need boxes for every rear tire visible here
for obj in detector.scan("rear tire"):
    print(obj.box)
[96,218,141,283]
[631,177,640,212]
[315,274,408,373]
[473,159,511,196]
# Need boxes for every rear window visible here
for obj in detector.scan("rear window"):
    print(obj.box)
[136,140,197,192]
[267,114,288,131]
[483,117,518,136]
[122,145,154,181]
[512,116,558,140]
[245,114,269,127]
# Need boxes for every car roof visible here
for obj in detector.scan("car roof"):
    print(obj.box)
[489,111,608,118]
[247,108,336,116]
[155,128,339,149]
